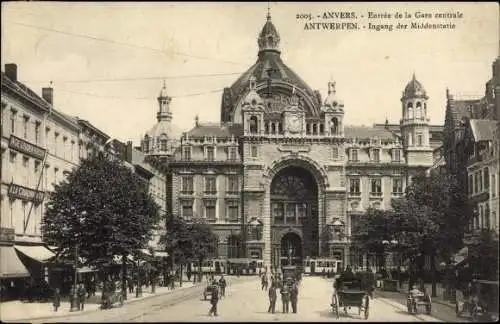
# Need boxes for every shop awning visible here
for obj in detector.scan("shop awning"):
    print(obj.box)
[154,251,169,258]
[140,249,152,256]
[77,267,97,273]
[0,246,30,278]
[14,245,55,262]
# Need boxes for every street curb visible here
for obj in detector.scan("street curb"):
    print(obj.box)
[5,283,204,323]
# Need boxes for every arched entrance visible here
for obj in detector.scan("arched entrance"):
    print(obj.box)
[281,232,302,266]
[270,165,319,266]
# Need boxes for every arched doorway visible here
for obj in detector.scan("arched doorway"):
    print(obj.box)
[270,165,319,266]
[281,232,302,266]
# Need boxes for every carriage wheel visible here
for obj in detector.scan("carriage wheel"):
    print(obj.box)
[364,296,370,320]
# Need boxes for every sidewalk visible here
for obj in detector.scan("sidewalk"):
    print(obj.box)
[1,275,255,322]
[1,281,197,322]
[397,282,456,310]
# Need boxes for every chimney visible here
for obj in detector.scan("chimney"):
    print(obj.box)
[5,63,17,82]
[42,87,54,105]
[126,141,133,163]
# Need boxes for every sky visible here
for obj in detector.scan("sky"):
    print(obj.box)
[1,2,499,145]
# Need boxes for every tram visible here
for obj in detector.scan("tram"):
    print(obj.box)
[303,258,342,275]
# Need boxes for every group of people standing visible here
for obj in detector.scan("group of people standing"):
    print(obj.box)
[262,272,300,314]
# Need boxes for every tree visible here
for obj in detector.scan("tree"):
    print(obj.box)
[160,216,218,283]
[42,152,162,299]
[469,229,499,281]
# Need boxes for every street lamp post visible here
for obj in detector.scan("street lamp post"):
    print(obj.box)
[69,245,79,312]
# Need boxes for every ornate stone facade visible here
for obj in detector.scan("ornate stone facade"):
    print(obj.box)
[141,15,444,269]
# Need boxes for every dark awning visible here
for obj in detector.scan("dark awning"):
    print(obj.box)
[14,245,55,263]
[0,246,30,278]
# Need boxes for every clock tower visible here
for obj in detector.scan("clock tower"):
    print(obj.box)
[282,89,306,137]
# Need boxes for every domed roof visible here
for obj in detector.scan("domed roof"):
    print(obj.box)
[403,73,427,98]
[145,121,182,142]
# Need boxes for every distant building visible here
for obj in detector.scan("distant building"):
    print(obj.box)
[139,14,444,270]
[1,64,111,295]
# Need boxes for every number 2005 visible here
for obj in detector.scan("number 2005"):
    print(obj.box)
[296,13,312,20]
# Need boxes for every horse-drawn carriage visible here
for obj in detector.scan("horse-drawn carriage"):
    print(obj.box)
[406,290,432,315]
[331,278,370,320]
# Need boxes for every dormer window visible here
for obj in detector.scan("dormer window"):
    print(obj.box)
[249,116,258,133]
[206,146,215,161]
[392,149,401,162]
[228,147,237,161]
[349,148,359,162]
[331,117,339,135]
[372,149,380,162]
[182,146,191,161]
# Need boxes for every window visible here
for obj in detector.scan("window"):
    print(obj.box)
[372,149,380,162]
[392,178,403,194]
[182,146,191,161]
[228,147,237,161]
[332,147,339,159]
[370,178,382,196]
[416,102,422,119]
[10,151,16,164]
[249,116,258,133]
[285,203,296,224]
[331,117,339,135]
[10,109,17,134]
[206,146,215,161]
[160,138,168,151]
[54,167,59,185]
[181,176,194,194]
[474,172,479,194]
[23,156,29,186]
[23,116,29,139]
[34,121,41,144]
[180,200,193,220]
[393,149,401,162]
[349,149,359,162]
[227,175,239,194]
[227,201,239,222]
[416,133,423,146]
[478,170,483,192]
[251,145,258,158]
[492,174,497,198]
[205,176,217,194]
[22,201,28,233]
[349,178,360,195]
[54,132,59,155]
[204,200,217,222]
[34,160,41,175]
[484,168,489,190]
[62,137,68,160]
[272,202,284,224]
[468,174,473,195]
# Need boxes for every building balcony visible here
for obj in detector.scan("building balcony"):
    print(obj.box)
[369,192,383,198]
[204,190,217,196]
[391,192,404,197]
[225,191,240,196]
[179,190,194,196]
[348,191,361,198]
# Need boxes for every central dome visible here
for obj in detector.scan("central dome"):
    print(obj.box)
[220,14,320,122]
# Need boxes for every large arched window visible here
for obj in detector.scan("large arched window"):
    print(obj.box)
[249,116,258,133]
[247,218,263,241]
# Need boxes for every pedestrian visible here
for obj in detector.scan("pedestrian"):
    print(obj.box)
[268,284,277,313]
[280,284,290,313]
[128,277,134,294]
[218,275,227,298]
[77,283,86,311]
[290,282,298,313]
[208,285,219,316]
[53,287,61,312]
[187,270,192,282]
[261,273,269,291]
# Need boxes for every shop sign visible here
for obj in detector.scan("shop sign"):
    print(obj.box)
[0,227,15,242]
[9,135,46,160]
[8,183,45,203]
